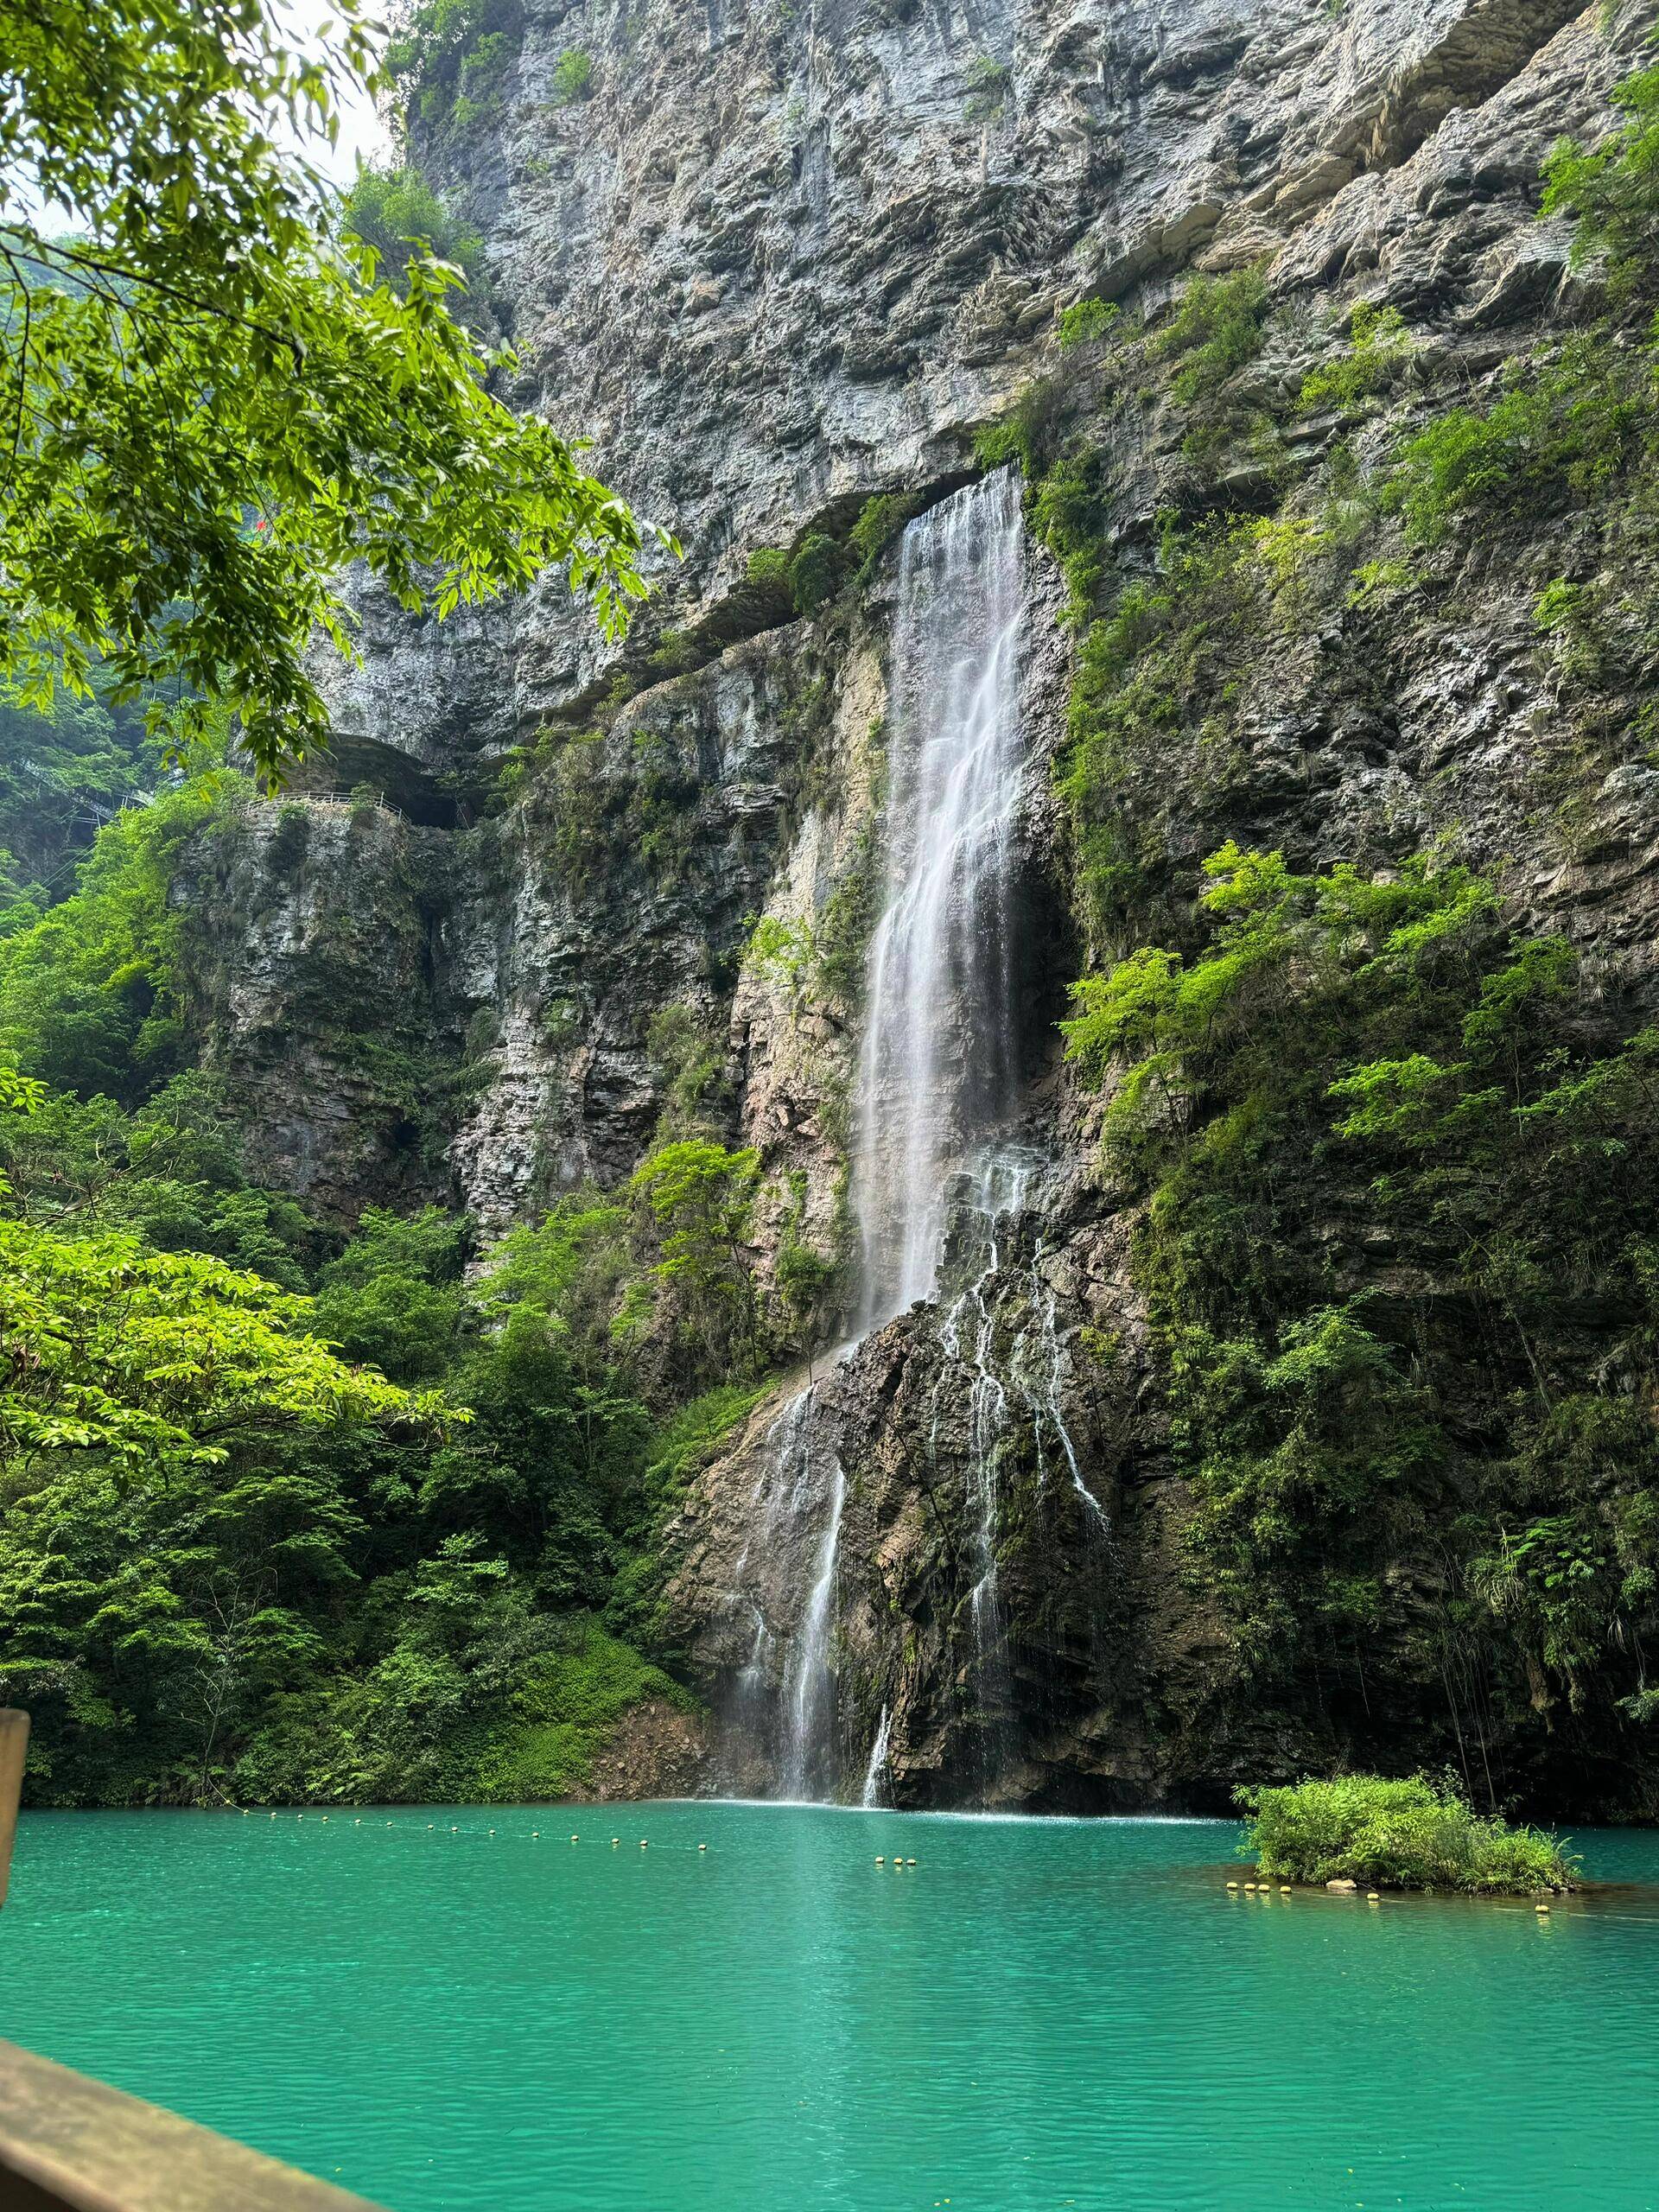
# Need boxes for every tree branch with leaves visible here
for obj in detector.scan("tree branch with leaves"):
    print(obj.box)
[0,0,654,785]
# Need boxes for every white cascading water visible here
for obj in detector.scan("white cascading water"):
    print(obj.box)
[852,467,1028,1329]
[860,1705,892,1808]
[781,1453,845,1798]
[723,469,1040,1802]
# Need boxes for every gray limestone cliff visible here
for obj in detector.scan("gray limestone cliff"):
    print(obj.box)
[181,0,1659,1814]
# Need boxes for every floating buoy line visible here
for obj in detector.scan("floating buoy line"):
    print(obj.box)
[232,1808,923,1866]
[232,1810,718,1853]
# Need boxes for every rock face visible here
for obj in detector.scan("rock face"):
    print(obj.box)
[186,0,1659,1814]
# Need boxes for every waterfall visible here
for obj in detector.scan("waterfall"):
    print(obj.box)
[853,467,1027,1329]
[936,1149,1033,1709]
[781,1455,846,1798]
[721,469,1037,1804]
[860,1705,892,1808]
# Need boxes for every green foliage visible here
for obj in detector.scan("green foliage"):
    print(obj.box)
[0,1216,429,1469]
[550,48,594,107]
[815,828,881,1007]
[774,1173,837,1338]
[230,1553,646,1808]
[963,55,1011,123]
[0,1205,442,1800]
[1541,54,1659,288]
[745,913,818,1018]
[974,380,1064,474]
[1386,336,1647,545]
[1031,55,1659,1789]
[0,0,644,786]
[385,0,524,131]
[1053,517,1263,938]
[1065,845,1659,1730]
[341,162,485,308]
[312,1206,469,1382]
[849,493,923,578]
[648,625,698,675]
[745,545,791,591]
[474,1198,632,1362]
[0,1112,678,1803]
[0,761,725,1811]
[1029,451,1109,617]
[1298,302,1411,416]
[645,1001,731,1135]
[629,1139,762,1376]
[0,1070,318,1289]
[0,681,156,915]
[0,771,239,1098]
[1058,296,1118,351]
[644,1382,771,1503]
[1239,1775,1575,1893]
[1156,267,1269,406]
[787,533,849,615]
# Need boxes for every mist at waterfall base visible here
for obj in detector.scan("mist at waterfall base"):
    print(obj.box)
[6,1802,1658,2212]
[720,469,1105,1807]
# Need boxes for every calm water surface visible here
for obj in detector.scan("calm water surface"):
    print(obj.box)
[1,1800,1656,2212]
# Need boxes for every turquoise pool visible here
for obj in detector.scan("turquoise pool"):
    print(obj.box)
[1,1799,1656,2210]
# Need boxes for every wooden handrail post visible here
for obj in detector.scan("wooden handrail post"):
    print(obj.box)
[0,1708,29,1910]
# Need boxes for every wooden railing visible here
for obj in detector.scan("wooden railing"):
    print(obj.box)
[0,2043,386,2211]
[0,1711,25,1911]
[0,1713,384,2209]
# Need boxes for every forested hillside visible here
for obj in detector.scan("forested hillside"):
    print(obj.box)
[5,0,1659,1817]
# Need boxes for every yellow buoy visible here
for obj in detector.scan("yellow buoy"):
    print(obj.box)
[1225,1879,1237,1889]
[698,1843,708,1852]
[1243,1881,1255,1891]
[1280,1885,1291,1895]
[1535,1901,1551,1913]
[640,1840,648,1848]
[875,1855,886,1864]
[1367,1891,1381,1902]
[906,1858,916,1866]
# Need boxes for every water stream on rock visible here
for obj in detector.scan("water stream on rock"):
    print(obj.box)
[727,469,1059,1802]
[852,466,1028,1328]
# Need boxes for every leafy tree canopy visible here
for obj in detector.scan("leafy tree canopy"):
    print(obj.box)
[0,0,650,785]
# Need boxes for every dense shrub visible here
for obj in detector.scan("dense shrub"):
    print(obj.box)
[550,48,592,106]
[1058,297,1118,351]
[342,163,485,306]
[1239,1776,1576,1893]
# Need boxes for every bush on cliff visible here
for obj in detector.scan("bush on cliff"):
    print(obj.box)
[1239,1775,1576,1894]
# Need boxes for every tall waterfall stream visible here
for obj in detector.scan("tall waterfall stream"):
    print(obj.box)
[728,471,1095,1803]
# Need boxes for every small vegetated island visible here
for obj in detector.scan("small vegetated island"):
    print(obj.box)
[1239,1776,1578,1896]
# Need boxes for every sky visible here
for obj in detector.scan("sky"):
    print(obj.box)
[11,1,394,235]
[274,0,394,189]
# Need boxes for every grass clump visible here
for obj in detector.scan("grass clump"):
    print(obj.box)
[1239,1775,1577,1894]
